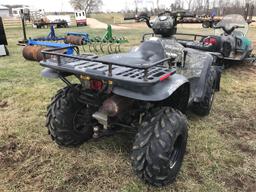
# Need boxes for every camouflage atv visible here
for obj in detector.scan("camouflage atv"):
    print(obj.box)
[39,11,221,186]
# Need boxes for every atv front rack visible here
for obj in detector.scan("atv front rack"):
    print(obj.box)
[41,46,176,86]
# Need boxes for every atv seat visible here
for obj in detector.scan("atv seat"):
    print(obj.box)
[97,40,166,65]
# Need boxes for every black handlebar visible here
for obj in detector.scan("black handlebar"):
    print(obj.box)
[214,25,245,34]
[124,17,136,20]
[124,11,197,30]
[124,15,152,28]
[159,11,195,18]
[183,14,197,17]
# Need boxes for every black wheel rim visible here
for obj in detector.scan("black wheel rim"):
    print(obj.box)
[73,106,95,134]
[169,135,183,169]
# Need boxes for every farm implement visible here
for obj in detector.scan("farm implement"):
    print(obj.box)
[22,40,78,61]
[65,25,129,53]
[33,25,65,42]
[64,32,90,52]
[17,20,74,62]
[19,25,82,61]
[89,25,128,53]
[19,17,128,62]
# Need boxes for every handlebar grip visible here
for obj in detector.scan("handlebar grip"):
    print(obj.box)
[124,17,136,20]
[236,25,245,28]
[184,14,196,17]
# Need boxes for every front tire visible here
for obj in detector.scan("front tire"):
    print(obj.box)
[131,107,188,186]
[46,85,96,147]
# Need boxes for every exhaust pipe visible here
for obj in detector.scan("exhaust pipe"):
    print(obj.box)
[100,95,134,117]
[92,95,134,129]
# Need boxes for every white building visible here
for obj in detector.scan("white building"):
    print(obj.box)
[12,6,30,17]
[0,5,9,17]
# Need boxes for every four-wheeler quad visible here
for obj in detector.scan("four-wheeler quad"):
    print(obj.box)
[39,11,221,186]
[177,14,255,65]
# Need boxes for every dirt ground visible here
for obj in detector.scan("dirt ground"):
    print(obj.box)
[87,18,127,30]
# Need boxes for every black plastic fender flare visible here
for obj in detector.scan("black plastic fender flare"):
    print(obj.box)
[112,74,189,102]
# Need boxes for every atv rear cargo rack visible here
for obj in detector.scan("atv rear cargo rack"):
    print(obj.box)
[40,46,176,86]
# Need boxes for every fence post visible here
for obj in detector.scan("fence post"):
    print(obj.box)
[0,17,8,45]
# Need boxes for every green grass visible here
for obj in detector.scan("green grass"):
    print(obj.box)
[0,23,256,192]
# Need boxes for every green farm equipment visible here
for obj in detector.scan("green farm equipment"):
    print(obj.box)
[89,25,128,53]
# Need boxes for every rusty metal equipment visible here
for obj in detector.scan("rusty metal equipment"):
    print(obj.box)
[64,26,128,53]
[65,35,85,45]
[22,46,47,61]
[64,32,90,52]
[89,25,128,54]
[65,32,90,44]
[22,40,76,61]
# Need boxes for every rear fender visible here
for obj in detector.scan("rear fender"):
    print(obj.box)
[191,61,221,103]
[189,53,213,103]
[112,74,189,102]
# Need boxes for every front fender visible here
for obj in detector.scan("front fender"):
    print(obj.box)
[112,74,189,101]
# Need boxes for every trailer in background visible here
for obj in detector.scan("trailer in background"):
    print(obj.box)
[33,19,69,29]
[33,15,71,28]
[75,10,87,26]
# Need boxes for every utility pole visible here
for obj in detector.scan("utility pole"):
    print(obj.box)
[244,3,250,20]
[206,0,210,15]
[157,0,159,11]
[134,0,138,15]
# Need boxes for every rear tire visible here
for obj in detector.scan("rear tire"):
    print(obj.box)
[191,68,215,116]
[46,84,96,147]
[131,107,188,186]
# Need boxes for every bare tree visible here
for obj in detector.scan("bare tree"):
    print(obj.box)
[134,0,138,14]
[156,0,160,11]
[184,0,193,10]
[69,0,103,13]
[170,0,183,11]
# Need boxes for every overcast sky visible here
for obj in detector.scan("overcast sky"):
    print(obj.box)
[0,0,174,12]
